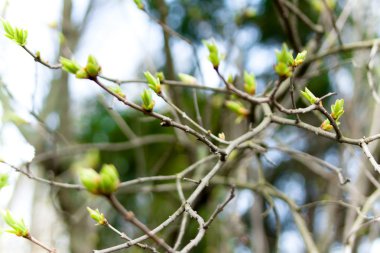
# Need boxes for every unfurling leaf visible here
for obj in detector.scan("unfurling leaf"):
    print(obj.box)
[156,72,165,82]
[141,89,155,112]
[75,68,89,79]
[331,99,344,121]
[61,55,101,79]
[60,57,81,74]
[243,71,256,95]
[109,85,126,99]
[203,40,221,68]
[274,44,306,77]
[144,71,161,94]
[226,101,249,117]
[321,119,333,131]
[1,20,28,46]
[85,55,101,78]
[294,50,307,66]
[87,207,107,225]
[300,88,318,104]
[1,210,29,237]
[275,43,294,66]
[274,62,292,78]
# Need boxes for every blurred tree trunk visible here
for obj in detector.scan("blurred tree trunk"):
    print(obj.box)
[29,1,97,252]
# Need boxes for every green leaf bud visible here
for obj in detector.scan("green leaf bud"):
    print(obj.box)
[300,88,318,104]
[109,85,126,99]
[85,55,101,78]
[1,20,28,46]
[243,71,256,95]
[274,62,292,78]
[226,101,249,117]
[321,119,333,131]
[275,43,294,65]
[99,164,120,195]
[79,168,101,194]
[75,68,89,79]
[87,207,107,225]
[144,71,161,93]
[203,40,221,68]
[331,99,344,121]
[60,57,81,74]
[294,50,307,66]
[1,210,29,237]
[156,72,165,82]
[141,89,155,112]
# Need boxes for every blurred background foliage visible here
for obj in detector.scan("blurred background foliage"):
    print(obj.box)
[3,0,375,252]
[65,1,336,251]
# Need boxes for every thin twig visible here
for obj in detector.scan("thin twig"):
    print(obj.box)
[107,194,175,253]
[204,187,236,229]
[91,77,227,160]
[280,0,324,33]
[21,46,61,69]
[26,235,56,253]
[360,140,380,173]
[315,103,342,140]
[105,222,158,253]
[321,0,343,46]
[1,161,84,190]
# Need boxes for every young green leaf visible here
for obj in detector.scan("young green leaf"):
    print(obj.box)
[275,43,294,65]
[274,62,292,78]
[108,85,126,99]
[300,88,318,104]
[141,89,155,112]
[1,210,29,237]
[87,207,107,225]
[85,55,101,78]
[226,101,249,117]
[243,71,256,95]
[1,20,28,46]
[75,68,89,79]
[203,40,221,68]
[321,119,333,131]
[156,72,165,82]
[294,50,307,66]
[2,20,14,39]
[60,57,81,74]
[331,99,344,121]
[144,71,161,94]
